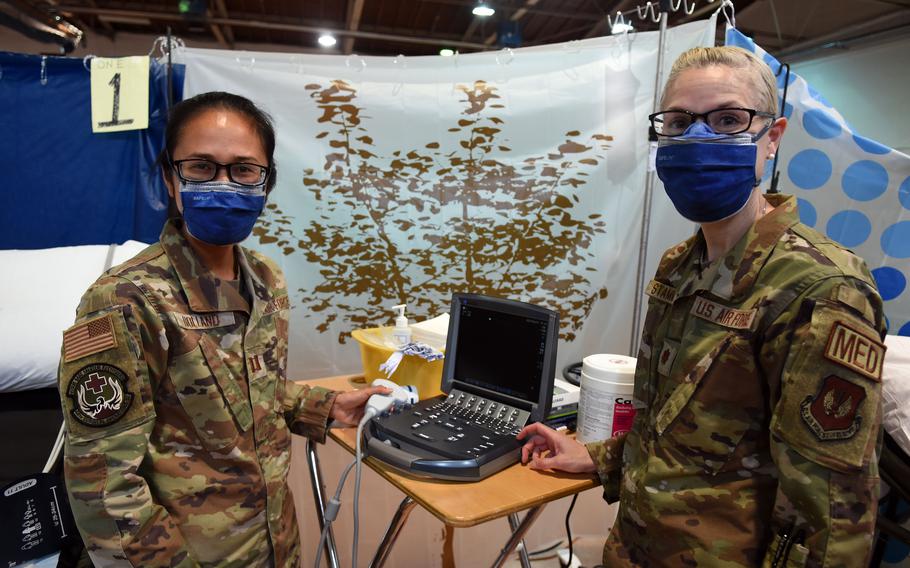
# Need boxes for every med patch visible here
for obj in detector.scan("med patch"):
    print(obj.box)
[66,364,134,427]
[800,375,866,441]
[824,321,884,381]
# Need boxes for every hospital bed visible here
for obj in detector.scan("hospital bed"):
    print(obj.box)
[0,241,148,485]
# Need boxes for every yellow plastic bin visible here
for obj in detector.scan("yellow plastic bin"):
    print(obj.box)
[351,326,445,399]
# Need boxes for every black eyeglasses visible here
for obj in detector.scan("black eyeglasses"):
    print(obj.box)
[649,107,776,137]
[172,158,270,187]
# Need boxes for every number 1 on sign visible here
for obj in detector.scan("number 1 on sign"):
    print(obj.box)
[90,56,149,133]
[98,73,134,128]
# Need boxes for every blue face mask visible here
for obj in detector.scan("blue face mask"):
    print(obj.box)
[179,181,266,246]
[655,121,762,224]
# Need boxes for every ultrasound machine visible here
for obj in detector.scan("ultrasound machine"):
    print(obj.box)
[364,293,559,481]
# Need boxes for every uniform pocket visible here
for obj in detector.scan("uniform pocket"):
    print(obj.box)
[169,338,252,452]
[655,334,764,474]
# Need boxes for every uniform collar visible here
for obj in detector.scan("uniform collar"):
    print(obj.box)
[236,245,271,305]
[722,193,800,299]
[160,218,251,314]
[657,194,800,301]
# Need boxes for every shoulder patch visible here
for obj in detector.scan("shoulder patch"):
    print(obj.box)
[66,364,134,427]
[63,313,117,362]
[645,279,676,304]
[824,321,884,381]
[799,375,866,441]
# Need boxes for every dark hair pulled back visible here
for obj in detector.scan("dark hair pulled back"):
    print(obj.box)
[157,91,278,193]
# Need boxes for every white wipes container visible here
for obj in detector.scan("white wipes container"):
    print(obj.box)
[576,354,637,443]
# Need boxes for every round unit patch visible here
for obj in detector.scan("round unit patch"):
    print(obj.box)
[66,364,134,427]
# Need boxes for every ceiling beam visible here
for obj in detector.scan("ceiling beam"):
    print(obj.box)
[206,10,230,49]
[483,0,541,47]
[461,18,481,42]
[423,0,601,21]
[343,0,365,54]
[53,5,493,50]
[679,0,762,25]
[85,0,115,38]
[775,10,910,59]
[872,0,910,8]
[212,0,234,46]
[529,22,595,45]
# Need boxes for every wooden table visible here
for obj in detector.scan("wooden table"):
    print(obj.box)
[302,376,598,568]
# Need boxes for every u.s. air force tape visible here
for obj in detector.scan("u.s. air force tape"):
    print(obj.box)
[690,296,756,330]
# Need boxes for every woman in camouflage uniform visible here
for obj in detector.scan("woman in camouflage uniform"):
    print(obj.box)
[519,47,885,568]
[58,92,388,567]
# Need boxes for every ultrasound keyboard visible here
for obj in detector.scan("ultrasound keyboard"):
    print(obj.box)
[365,389,535,479]
[363,293,558,481]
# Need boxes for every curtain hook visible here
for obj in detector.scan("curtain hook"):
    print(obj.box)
[718,0,736,28]
[562,39,582,54]
[494,47,514,66]
[345,54,367,72]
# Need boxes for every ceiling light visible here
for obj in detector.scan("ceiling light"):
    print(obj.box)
[318,34,337,47]
[439,48,455,57]
[611,22,634,34]
[472,3,495,17]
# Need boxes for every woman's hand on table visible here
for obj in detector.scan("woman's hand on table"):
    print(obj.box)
[517,422,596,473]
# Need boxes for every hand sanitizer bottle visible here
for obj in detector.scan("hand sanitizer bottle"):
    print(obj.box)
[391,304,412,347]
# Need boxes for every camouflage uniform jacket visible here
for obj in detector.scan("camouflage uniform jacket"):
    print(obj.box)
[57,219,337,568]
[585,194,885,567]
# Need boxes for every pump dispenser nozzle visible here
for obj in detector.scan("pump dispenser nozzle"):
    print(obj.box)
[391,304,411,346]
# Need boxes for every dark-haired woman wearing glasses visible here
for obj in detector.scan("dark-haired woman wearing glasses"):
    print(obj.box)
[519,47,886,567]
[58,92,387,567]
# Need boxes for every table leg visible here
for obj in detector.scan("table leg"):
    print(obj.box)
[307,439,340,568]
[508,513,532,568]
[369,496,417,568]
[490,505,546,568]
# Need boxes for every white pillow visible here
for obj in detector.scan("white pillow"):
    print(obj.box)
[0,241,149,393]
[883,335,910,457]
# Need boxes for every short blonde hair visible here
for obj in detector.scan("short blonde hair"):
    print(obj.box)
[660,46,778,115]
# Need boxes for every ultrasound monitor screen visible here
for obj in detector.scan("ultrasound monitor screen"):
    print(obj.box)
[452,301,550,402]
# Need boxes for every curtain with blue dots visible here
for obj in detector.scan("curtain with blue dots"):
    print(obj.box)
[726,28,910,338]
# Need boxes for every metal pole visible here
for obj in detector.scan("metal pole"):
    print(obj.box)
[508,513,532,568]
[369,496,417,568]
[490,505,546,568]
[629,8,668,356]
[306,440,341,568]
[166,26,173,109]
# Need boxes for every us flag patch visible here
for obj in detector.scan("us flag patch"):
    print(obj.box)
[64,314,117,362]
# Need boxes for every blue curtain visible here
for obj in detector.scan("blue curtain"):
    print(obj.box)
[0,52,184,249]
